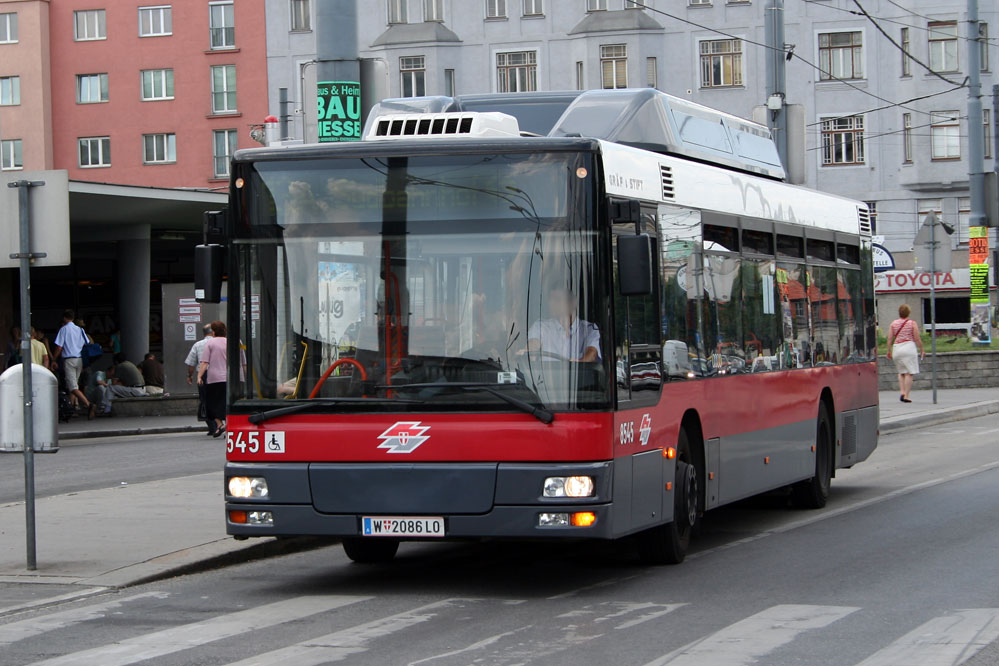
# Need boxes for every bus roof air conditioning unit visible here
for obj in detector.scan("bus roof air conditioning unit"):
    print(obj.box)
[367,112,522,141]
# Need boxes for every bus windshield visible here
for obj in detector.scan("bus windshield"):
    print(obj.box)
[231,151,611,413]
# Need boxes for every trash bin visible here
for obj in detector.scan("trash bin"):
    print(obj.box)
[0,364,59,453]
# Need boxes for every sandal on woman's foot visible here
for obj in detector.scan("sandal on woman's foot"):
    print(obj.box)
[901,397,912,403]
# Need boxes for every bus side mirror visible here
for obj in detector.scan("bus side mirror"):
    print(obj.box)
[195,244,224,303]
[618,234,653,296]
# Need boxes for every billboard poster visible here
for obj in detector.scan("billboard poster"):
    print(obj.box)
[316,81,362,142]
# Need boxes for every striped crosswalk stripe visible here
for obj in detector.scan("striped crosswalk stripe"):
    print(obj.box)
[853,609,999,666]
[0,592,167,646]
[27,594,370,666]
[223,598,472,666]
[643,604,860,666]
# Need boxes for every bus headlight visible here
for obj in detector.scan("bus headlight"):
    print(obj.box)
[543,476,595,498]
[228,476,269,498]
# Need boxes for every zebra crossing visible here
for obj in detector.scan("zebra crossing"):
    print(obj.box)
[1,591,996,666]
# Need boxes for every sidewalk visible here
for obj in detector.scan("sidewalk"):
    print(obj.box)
[0,388,995,597]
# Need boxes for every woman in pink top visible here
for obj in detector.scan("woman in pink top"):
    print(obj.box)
[197,320,228,437]
[885,304,925,403]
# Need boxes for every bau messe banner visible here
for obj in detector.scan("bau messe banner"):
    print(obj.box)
[316,81,362,142]
[968,226,991,343]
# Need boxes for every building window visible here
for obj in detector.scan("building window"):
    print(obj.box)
[985,109,992,159]
[980,23,989,71]
[900,27,910,76]
[78,137,111,168]
[646,57,657,88]
[76,73,109,104]
[139,6,172,37]
[625,0,642,7]
[0,13,17,43]
[818,31,863,80]
[74,9,107,41]
[213,129,237,178]
[209,1,235,49]
[575,61,584,90]
[0,76,19,105]
[587,0,607,11]
[690,0,711,5]
[930,111,960,160]
[290,0,310,31]
[864,201,877,234]
[424,0,443,21]
[211,65,237,113]
[400,56,425,97]
[958,198,970,244]
[928,21,958,73]
[444,68,455,96]
[141,69,174,100]
[486,0,506,18]
[388,0,407,23]
[700,39,743,87]
[497,51,537,92]
[143,133,176,164]
[523,0,542,16]
[902,113,912,163]
[600,44,627,89]
[821,115,865,166]
[1,139,22,170]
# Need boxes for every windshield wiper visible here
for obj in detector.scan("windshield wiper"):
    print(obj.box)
[248,397,420,425]
[379,382,554,424]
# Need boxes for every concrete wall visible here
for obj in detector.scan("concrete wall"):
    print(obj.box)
[878,350,999,391]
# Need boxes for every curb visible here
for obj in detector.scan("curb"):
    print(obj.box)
[879,400,999,436]
[59,425,206,440]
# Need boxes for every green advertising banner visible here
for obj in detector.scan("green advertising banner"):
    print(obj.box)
[317,81,361,142]
[969,264,989,303]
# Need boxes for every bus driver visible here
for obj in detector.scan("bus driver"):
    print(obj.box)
[525,286,601,362]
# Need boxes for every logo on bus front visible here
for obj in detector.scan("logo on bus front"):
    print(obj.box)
[377,421,431,454]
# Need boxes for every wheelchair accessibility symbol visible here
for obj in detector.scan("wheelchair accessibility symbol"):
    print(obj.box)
[263,431,286,454]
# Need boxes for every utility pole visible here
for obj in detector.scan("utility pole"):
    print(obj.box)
[967,0,987,230]
[764,0,788,170]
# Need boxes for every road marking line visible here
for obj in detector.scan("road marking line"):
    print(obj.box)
[689,462,999,562]
[223,598,473,666]
[27,594,370,666]
[407,626,530,666]
[0,592,166,646]
[0,587,112,619]
[643,604,860,666]
[853,609,999,666]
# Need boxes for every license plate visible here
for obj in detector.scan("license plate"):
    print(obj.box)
[361,516,445,537]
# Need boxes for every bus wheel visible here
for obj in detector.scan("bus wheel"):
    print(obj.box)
[342,538,399,564]
[792,403,832,509]
[637,429,698,565]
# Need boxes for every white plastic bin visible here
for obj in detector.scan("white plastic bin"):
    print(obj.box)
[0,364,59,452]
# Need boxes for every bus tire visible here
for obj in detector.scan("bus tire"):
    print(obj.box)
[637,428,698,565]
[342,538,399,564]
[792,402,833,509]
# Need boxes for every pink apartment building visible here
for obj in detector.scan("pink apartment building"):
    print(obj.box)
[1,0,268,188]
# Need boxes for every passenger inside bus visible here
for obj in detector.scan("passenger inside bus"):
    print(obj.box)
[525,286,601,362]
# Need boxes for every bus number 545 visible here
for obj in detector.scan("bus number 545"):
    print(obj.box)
[227,431,260,454]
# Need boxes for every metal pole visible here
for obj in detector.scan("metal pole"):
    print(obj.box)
[764,0,788,170]
[930,216,938,405]
[11,181,37,570]
[968,0,987,231]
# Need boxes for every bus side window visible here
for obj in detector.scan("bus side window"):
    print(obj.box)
[657,205,700,381]
[742,258,780,372]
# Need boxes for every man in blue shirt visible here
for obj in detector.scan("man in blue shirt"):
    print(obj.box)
[53,309,95,418]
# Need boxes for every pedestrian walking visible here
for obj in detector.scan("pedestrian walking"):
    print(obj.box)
[185,324,214,434]
[6,325,22,369]
[52,310,96,417]
[197,320,228,438]
[29,326,49,367]
[140,352,165,395]
[886,304,925,403]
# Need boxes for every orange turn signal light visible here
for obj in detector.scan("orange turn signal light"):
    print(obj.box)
[664,447,677,459]
[229,510,248,524]
[571,512,597,527]
[665,481,673,491]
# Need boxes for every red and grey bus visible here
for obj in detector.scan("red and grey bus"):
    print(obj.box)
[197,89,878,565]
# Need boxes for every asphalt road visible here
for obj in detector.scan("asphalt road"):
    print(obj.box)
[1,415,997,665]
[0,432,222,504]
